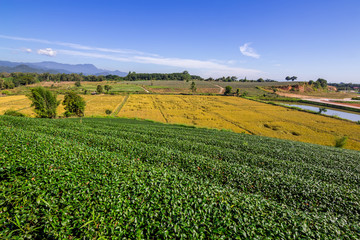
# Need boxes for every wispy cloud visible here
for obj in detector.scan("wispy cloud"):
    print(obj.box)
[58,49,260,77]
[37,48,57,57]
[0,34,157,56]
[0,34,262,77]
[239,43,260,59]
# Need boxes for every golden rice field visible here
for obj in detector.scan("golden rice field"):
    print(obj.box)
[1,94,359,150]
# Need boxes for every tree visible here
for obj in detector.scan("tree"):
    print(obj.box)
[316,78,327,88]
[318,107,327,114]
[236,88,240,97]
[27,87,60,118]
[183,71,191,82]
[104,85,112,93]
[224,86,232,95]
[63,92,86,117]
[291,76,297,81]
[285,76,291,81]
[96,85,103,94]
[190,81,197,93]
[75,80,81,87]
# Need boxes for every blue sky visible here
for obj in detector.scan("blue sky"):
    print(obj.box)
[1,0,359,82]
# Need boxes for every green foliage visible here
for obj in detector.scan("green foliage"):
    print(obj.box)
[96,85,103,94]
[62,92,86,117]
[27,87,60,118]
[285,76,297,81]
[75,80,81,87]
[190,81,196,92]
[105,109,112,115]
[335,136,348,148]
[1,116,360,238]
[224,86,232,95]
[104,85,112,93]
[241,91,248,97]
[236,88,240,97]
[4,109,26,117]
[318,107,327,114]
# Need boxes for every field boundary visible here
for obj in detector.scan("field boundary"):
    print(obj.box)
[112,95,129,116]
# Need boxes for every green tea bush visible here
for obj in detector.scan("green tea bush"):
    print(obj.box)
[1,116,360,239]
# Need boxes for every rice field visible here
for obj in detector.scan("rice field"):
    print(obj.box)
[118,95,360,150]
[1,94,359,150]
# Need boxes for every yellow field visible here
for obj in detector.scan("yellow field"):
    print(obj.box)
[118,95,360,150]
[0,95,126,117]
[1,94,360,150]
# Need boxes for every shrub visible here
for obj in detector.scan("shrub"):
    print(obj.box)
[105,109,112,115]
[97,85,103,94]
[4,109,26,117]
[335,136,348,148]
[224,86,232,95]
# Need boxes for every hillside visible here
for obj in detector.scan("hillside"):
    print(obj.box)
[1,116,360,238]
[0,64,61,74]
[0,60,127,76]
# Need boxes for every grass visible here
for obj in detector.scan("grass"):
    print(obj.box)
[1,116,360,238]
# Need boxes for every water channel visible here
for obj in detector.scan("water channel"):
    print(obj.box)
[280,103,360,122]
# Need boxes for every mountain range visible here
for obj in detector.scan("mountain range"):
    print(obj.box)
[0,60,127,76]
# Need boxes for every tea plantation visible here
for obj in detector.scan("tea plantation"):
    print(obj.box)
[1,116,360,239]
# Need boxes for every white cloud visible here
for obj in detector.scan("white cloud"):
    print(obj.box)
[25,48,32,53]
[58,49,261,78]
[37,48,57,57]
[239,43,260,59]
[0,34,262,77]
[0,34,157,57]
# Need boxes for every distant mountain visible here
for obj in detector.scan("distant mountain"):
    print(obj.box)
[0,64,61,74]
[0,60,127,76]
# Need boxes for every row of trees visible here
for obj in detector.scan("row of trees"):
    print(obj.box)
[28,87,85,118]
[308,78,328,88]
[207,76,276,82]
[125,71,203,81]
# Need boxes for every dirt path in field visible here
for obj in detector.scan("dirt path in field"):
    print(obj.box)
[112,95,129,116]
[141,86,150,93]
[213,84,225,94]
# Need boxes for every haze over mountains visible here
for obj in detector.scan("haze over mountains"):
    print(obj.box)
[0,60,127,76]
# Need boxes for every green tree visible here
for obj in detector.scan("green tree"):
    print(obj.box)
[183,71,191,82]
[63,92,86,117]
[190,81,197,93]
[291,76,297,81]
[318,107,327,114]
[104,85,112,93]
[285,76,291,81]
[75,80,81,87]
[236,88,240,97]
[224,86,232,95]
[96,85,103,94]
[27,87,60,118]
[316,78,328,88]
